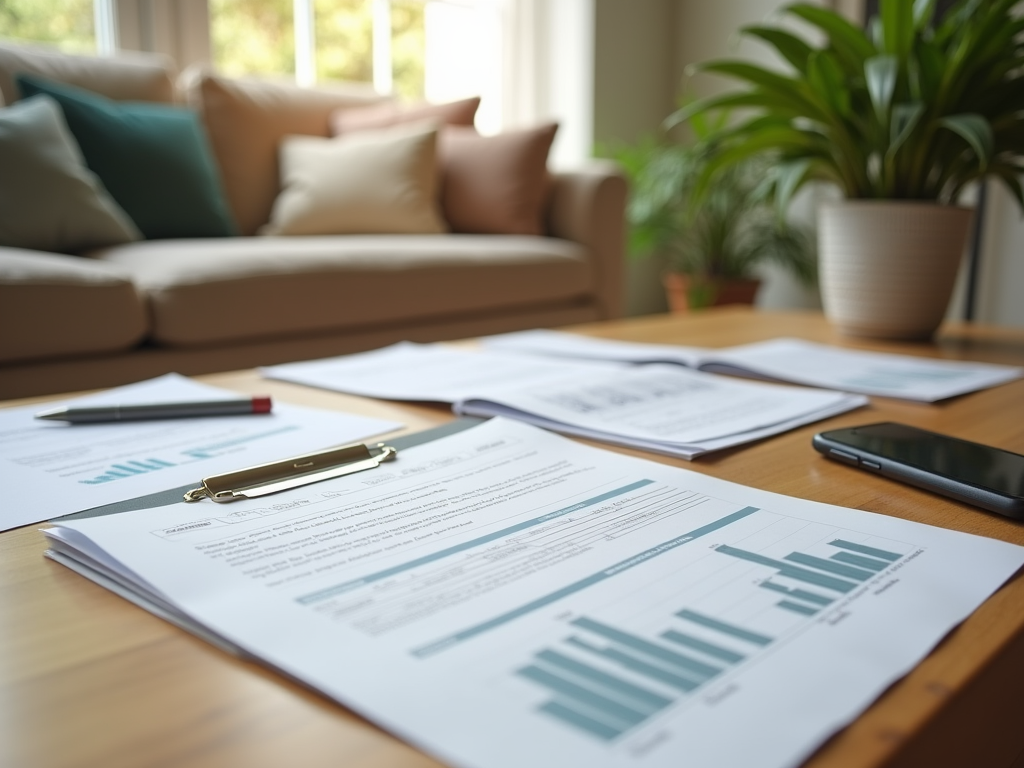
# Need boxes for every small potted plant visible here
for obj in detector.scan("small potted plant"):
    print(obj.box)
[669,0,1024,338]
[615,131,815,312]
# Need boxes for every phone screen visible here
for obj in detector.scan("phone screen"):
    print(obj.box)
[829,423,1024,498]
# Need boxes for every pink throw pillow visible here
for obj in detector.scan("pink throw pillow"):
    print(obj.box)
[438,123,558,236]
[331,95,480,135]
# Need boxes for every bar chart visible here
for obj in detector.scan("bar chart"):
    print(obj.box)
[515,527,910,741]
[80,457,176,485]
[717,538,903,618]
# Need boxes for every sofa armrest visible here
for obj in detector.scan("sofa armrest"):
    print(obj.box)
[546,159,628,320]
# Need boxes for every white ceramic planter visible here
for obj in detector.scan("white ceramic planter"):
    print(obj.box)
[818,201,974,340]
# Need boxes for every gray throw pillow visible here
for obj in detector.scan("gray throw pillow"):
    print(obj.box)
[0,95,140,253]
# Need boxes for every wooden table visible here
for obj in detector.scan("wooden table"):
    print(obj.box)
[2,308,1023,768]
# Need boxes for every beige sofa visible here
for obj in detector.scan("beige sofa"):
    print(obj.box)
[0,42,626,399]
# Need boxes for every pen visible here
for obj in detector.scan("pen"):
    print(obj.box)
[34,396,273,424]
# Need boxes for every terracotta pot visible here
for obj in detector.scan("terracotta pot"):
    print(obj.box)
[818,201,973,340]
[662,273,761,313]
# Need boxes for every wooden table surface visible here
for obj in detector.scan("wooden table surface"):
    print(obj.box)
[2,307,1023,768]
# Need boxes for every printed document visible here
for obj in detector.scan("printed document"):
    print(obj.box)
[0,373,401,531]
[483,330,1023,401]
[262,343,866,458]
[45,418,1024,768]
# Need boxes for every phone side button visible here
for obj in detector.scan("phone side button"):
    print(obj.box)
[828,448,860,465]
[861,460,881,470]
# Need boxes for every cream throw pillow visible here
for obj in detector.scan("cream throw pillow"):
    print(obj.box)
[260,123,447,236]
[0,95,141,253]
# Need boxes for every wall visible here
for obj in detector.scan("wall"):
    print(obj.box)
[974,185,1024,327]
[592,0,677,315]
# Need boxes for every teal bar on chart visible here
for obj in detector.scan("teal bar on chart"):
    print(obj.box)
[759,580,833,606]
[572,617,722,679]
[715,545,858,593]
[789,588,833,606]
[829,539,903,562]
[777,600,818,616]
[830,551,890,571]
[516,665,648,726]
[535,649,672,712]
[539,700,622,741]
[566,637,703,692]
[783,552,875,581]
[660,630,746,663]
[676,609,773,646]
[111,464,144,475]
[778,564,857,593]
[760,580,789,595]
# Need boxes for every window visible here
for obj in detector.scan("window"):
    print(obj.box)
[0,0,103,54]
[209,0,485,103]
[0,0,583,159]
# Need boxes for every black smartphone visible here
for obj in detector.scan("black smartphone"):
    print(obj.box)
[812,422,1024,520]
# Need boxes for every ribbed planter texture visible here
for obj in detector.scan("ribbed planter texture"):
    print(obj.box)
[663,273,761,313]
[818,201,973,340]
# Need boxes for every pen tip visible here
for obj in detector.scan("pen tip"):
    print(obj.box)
[34,407,66,420]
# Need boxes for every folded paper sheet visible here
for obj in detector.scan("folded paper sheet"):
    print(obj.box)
[262,343,866,459]
[482,330,1023,402]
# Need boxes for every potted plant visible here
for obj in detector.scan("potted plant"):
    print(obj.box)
[614,130,816,312]
[669,0,1024,338]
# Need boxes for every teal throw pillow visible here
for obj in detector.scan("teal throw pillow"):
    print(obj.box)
[0,95,141,253]
[16,73,237,239]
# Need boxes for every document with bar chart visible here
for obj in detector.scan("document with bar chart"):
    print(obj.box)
[44,418,1024,768]
[0,372,401,530]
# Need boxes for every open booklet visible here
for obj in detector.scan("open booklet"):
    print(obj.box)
[481,329,1024,402]
[261,342,867,459]
[0,373,402,532]
[44,417,1024,768]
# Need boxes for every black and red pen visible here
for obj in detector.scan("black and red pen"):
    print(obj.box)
[34,396,273,424]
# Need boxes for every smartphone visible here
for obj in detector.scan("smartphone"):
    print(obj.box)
[812,422,1024,520]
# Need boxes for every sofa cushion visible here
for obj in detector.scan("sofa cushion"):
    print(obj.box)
[182,70,389,236]
[0,95,140,253]
[17,74,236,240]
[91,236,593,347]
[261,123,447,236]
[438,123,557,236]
[0,247,147,363]
[0,41,175,106]
[330,95,479,135]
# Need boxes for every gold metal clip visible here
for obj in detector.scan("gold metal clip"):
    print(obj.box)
[183,442,397,503]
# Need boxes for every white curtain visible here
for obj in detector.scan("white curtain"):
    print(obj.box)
[495,0,593,166]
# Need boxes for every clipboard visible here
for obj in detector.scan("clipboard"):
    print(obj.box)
[45,418,487,657]
[58,417,486,521]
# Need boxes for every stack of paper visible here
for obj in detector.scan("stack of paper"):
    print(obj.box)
[262,342,866,459]
[43,418,1024,768]
[0,373,402,532]
[482,330,1024,402]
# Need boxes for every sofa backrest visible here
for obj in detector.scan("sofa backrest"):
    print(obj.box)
[0,41,394,236]
[180,70,388,236]
[0,41,175,106]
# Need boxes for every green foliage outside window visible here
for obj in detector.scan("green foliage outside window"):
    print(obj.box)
[212,0,426,98]
[0,0,95,53]
[210,0,296,77]
[2,0,432,100]
[315,0,373,84]
[390,0,425,99]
